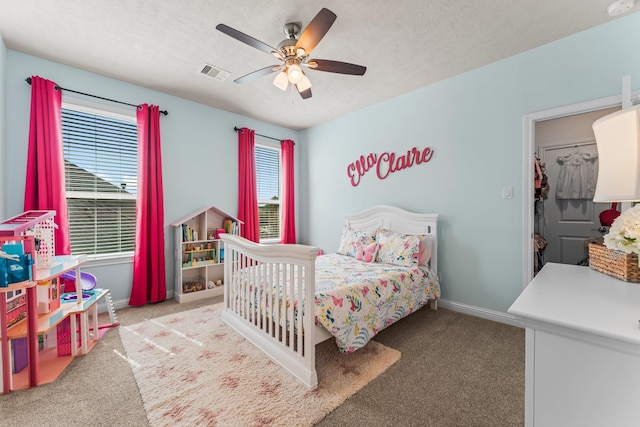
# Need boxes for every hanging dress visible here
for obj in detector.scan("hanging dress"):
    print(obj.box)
[556,151,598,199]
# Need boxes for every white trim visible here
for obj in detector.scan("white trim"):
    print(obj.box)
[62,95,136,122]
[66,191,136,200]
[255,136,279,149]
[522,94,626,290]
[84,252,134,267]
[98,297,127,313]
[437,298,524,328]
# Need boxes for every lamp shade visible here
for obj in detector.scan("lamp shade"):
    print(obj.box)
[592,104,640,202]
[273,71,289,91]
[287,64,303,84]
[296,73,312,92]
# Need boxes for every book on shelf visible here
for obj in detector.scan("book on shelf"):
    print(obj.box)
[182,224,199,242]
[223,218,240,235]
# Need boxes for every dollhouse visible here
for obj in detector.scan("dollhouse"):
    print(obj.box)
[0,211,117,393]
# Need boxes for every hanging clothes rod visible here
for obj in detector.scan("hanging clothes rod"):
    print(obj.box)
[234,126,282,142]
[25,77,168,115]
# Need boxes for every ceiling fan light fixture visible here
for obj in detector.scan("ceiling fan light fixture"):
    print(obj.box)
[217,8,365,101]
[287,64,303,84]
[296,74,312,92]
[273,71,289,91]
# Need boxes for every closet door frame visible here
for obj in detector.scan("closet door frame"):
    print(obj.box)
[522,93,628,289]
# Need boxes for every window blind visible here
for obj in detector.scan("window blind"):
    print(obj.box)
[255,145,280,240]
[62,107,138,255]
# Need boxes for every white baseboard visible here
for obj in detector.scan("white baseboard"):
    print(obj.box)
[437,298,524,328]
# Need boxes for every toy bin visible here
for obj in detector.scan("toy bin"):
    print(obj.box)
[0,245,32,287]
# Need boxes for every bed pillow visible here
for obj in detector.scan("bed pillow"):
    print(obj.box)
[376,230,422,267]
[419,236,432,266]
[355,242,379,263]
[337,226,377,258]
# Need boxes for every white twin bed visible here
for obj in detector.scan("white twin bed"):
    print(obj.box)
[220,205,440,389]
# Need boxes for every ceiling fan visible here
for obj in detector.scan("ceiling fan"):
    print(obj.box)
[216,8,366,99]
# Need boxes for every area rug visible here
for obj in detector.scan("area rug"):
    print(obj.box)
[119,303,401,426]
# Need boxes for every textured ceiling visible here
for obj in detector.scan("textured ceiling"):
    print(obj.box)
[0,0,637,130]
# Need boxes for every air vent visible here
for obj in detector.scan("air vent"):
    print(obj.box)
[199,63,231,81]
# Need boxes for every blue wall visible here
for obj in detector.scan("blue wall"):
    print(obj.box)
[299,13,640,312]
[3,13,640,313]
[0,34,6,220]
[2,51,300,305]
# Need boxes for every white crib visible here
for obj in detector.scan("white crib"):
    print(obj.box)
[220,205,439,389]
[221,235,324,388]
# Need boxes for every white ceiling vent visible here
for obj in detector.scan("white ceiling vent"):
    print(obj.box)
[199,64,231,81]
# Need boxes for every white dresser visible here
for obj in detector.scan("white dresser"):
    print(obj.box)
[508,262,640,427]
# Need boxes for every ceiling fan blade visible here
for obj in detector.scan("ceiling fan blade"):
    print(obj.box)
[294,8,336,56]
[306,59,366,76]
[298,87,312,99]
[233,65,280,84]
[216,23,278,55]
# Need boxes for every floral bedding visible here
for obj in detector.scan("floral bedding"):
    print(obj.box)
[230,253,440,354]
[314,253,440,352]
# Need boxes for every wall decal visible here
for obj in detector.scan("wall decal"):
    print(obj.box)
[347,146,434,187]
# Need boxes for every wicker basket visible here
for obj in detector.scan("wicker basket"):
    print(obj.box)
[588,242,640,282]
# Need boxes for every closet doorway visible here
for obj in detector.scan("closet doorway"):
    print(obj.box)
[535,140,606,266]
[523,97,623,287]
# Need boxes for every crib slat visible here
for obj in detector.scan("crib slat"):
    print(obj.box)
[275,262,281,343]
[286,263,292,351]
[296,264,302,355]
[242,254,248,320]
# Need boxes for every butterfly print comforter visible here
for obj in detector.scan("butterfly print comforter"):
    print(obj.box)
[314,253,440,352]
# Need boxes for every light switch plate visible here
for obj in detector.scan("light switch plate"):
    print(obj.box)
[503,186,513,199]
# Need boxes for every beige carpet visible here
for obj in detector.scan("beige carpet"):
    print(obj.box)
[119,303,400,426]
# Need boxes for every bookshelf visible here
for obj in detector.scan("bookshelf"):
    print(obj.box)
[171,207,242,303]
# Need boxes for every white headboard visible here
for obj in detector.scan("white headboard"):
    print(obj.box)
[344,205,438,274]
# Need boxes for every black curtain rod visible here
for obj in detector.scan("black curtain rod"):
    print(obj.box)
[25,77,168,115]
[234,126,282,142]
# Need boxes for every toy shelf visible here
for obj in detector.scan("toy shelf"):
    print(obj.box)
[1,251,115,394]
[171,206,242,303]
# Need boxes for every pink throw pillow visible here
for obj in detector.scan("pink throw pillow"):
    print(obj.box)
[418,240,432,265]
[356,242,378,263]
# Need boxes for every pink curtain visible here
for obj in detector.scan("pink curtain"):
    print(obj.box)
[130,104,166,306]
[237,127,260,242]
[24,76,71,255]
[280,139,296,244]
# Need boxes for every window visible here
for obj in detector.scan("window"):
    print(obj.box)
[255,143,281,241]
[61,100,138,256]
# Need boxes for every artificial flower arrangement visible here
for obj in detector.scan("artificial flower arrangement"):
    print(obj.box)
[603,204,640,256]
